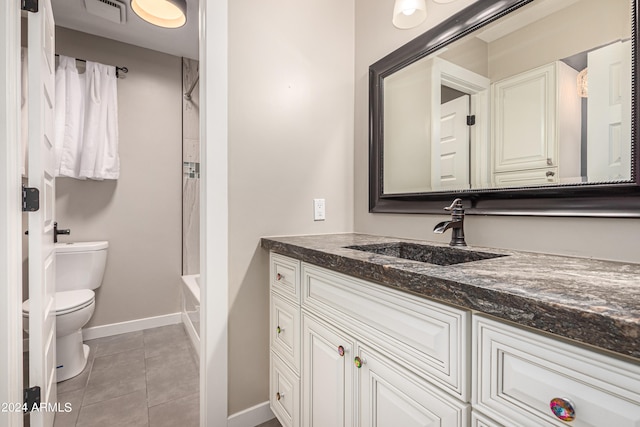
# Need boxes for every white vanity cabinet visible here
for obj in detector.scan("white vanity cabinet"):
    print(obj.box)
[269,253,302,427]
[269,251,640,427]
[270,253,470,427]
[473,316,640,427]
[491,61,581,186]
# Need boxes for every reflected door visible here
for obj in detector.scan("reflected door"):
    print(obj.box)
[433,94,470,190]
[587,40,632,182]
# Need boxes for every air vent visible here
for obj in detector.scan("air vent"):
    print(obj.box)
[84,0,127,24]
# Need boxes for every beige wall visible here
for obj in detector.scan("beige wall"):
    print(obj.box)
[488,0,631,81]
[228,0,355,414]
[54,27,183,327]
[354,0,640,264]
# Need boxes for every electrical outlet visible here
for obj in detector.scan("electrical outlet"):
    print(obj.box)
[313,198,325,221]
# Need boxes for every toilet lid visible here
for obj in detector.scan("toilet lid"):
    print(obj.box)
[22,289,95,316]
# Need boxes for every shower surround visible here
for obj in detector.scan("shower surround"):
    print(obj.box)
[182,58,200,275]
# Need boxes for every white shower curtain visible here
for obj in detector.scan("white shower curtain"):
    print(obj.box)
[55,55,85,178]
[54,56,120,180]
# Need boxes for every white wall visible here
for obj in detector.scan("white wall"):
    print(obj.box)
[54,27,183,327]
[354,0,640,264]
[228,0,355,413]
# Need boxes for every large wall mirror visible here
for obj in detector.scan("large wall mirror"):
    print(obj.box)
[370,0,640,216]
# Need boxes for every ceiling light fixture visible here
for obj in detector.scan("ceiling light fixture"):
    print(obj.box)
[131,0,187,29]
[392,0,427,29]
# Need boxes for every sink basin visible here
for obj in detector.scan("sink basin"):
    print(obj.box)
[345,242,506,266]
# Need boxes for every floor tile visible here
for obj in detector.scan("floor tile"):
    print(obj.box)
[57,356,93,395]
[93,331,144,358]
[148,393,199,427]
[83,349,146,406]
[54,389,84,427]
[146,346,198,407]
[143,324,190,359]
[76,390,148,427]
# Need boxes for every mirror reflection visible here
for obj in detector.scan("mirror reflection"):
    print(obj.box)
[382,0,632,195]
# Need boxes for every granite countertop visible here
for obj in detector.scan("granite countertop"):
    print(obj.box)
[261,233,640,360]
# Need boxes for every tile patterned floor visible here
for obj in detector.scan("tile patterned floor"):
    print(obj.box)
[53,324,200,427]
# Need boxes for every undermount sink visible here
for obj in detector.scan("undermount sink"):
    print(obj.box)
[345,242,506,266]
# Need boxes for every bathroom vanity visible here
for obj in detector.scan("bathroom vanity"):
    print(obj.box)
[261,234,640,427]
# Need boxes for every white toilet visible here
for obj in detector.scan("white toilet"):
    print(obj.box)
[23,241,108,382]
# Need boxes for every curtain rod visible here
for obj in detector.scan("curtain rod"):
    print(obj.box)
[55,54,128,78]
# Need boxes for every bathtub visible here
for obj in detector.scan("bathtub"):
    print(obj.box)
[181,274,200,356]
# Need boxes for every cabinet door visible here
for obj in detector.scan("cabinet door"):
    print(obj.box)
[357,345,469,427]
[271,351,300,427]
[302,314,355,427]
[492,63,556,173]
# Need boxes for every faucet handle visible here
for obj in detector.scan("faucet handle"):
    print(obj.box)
[444,198,463,212]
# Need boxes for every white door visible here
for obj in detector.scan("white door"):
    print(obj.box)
[28,0,57,424]
[302,314,355,427]
[357,345,468,427]
[433,94,470,190]
[492,63,556,174]
[587,40,632,182]
[0,2,25,426]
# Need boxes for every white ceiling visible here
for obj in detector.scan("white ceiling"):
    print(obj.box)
[52,0,199,59]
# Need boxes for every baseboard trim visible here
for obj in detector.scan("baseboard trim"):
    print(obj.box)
[181,312,200,357]
[227,401,275,427]
[82,312,182,341]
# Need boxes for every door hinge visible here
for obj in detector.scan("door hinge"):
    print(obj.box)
[21,0,38,12]
[23,386,41,413]
[466,115,476,126]
[22,185,40,212]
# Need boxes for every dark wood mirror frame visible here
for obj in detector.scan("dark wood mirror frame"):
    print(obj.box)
[369,0,640,217]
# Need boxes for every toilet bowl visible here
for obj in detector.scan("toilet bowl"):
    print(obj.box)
[22,241,108,382]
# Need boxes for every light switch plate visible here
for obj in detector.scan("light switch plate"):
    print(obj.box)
[313,198,325,221]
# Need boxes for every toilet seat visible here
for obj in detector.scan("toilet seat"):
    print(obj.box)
[22,289,95,317]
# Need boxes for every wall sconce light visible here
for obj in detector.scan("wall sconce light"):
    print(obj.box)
[577,68,588,98]
[392,0,427,29]
[131,0,187,28]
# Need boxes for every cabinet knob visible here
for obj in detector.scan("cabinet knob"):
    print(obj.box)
[276,326,283,334]
[550,397,576,422]
[276,273,284,281]
[276,392,284,401]
[338,346,345,357]
[354,356,365,368]
[547,158,553,166]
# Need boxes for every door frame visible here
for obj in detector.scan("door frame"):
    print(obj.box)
[429,58,491,189]
[0,1,25,426]
[199,0,229,425]
[1,1,230,425]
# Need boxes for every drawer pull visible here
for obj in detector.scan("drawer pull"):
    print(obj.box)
[354,356,365,368]
[546,171,556,177]
[338,346,345,357]
[276,273,284,281]
[550,397,576,422]
[276,392,284,401]
[276,326,283,334]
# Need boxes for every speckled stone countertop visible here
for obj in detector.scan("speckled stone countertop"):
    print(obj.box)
[261,233,640,360]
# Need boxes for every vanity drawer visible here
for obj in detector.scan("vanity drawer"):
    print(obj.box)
[474,315,640,427]
[493,167,558,187]
[271,351,300,427]
[302,263,470,401]
[271,253,301,303]
[271,292,301,374]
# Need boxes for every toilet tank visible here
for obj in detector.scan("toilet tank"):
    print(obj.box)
[55,241,109,292]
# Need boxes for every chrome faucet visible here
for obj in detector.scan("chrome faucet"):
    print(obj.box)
[433,198,466,247]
